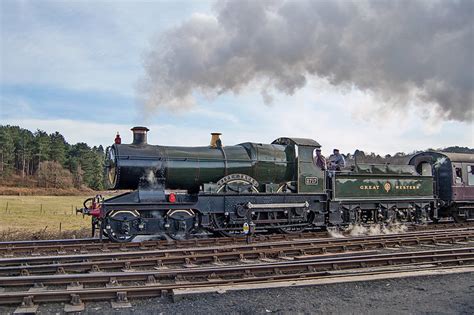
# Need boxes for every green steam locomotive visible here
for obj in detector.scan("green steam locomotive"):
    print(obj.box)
[79,127,473,242]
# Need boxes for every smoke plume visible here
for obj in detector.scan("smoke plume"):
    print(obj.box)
[139,0,474,122]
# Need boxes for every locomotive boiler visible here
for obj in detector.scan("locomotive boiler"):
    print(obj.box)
[80,127,473,242]
[106,127,295,192]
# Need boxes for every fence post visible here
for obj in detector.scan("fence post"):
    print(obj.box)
[59,222,62,233]
[5,202,8,213]
[40,204,43,214]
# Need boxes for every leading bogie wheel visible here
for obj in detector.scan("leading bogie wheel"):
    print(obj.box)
[104,210,139,242]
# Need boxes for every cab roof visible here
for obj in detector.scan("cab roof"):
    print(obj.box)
[272,137,321,147]
[437,151,474,163]
[409,151,474,164]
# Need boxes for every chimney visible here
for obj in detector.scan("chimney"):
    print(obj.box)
[114,132,121,144]
[210,132,222,148]
[131,126,149,145]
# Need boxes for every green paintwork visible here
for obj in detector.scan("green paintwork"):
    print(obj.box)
[355,164,418,175]
[162,143,292,191]
[334,174,433,200]
[297,146,325,194]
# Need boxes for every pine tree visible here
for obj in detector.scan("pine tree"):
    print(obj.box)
[49,132,67,166]
[34,130,51,173]
[0,127,15,176]
[90,147,105,190]
[16,129,34,178]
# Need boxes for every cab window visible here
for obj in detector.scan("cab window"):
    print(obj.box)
[454,167,463,185]
[468,165,474,186]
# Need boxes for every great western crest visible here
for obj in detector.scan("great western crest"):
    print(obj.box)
[384,182,392,193]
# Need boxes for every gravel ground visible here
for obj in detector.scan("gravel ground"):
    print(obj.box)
[2,271,473,314]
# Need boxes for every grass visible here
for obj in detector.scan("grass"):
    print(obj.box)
[0,195,94,240]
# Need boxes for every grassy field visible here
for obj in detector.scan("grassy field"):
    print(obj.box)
[0,195,93,240]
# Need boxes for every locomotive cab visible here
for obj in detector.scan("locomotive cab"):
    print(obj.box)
[271,137,325,194]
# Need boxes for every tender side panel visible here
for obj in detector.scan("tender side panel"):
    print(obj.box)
[333,175,434,200]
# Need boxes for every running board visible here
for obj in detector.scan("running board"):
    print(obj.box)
[245,201,310,209]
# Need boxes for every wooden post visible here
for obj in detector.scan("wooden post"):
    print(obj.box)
[71,205,74,215]
[59,222,62,233]
[40,204,43,214]
[5,202,8,213]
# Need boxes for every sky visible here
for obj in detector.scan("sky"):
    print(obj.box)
[1,0,473,156]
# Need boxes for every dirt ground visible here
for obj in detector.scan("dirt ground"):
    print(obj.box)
[2,271,472,314]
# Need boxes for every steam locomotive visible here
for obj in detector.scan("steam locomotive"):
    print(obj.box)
[80,127,474,242]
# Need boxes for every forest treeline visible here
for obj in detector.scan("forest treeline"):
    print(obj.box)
[0,125,473,191]
[0,125,104,190]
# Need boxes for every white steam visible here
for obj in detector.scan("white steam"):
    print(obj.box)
[139,0,474,122]
[433,157,447,169]
[329,223,409,238]
[144,169,158,187]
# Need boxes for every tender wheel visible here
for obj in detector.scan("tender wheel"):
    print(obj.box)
[415,205,429,224]
[104,210,139,242]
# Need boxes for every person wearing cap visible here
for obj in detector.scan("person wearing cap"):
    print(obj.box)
[329,149,346,171]
[314,148,327,170]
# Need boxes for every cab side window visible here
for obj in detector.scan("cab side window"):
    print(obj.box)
[454,167,463,185]
[468,165,474,186]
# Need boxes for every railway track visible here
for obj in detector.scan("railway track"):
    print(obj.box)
[0,247,473,310]
[0,231,329,256]
[1,228,473,276]
[1,221,472,257]
[1,245,473,287]
[1,225,473,312]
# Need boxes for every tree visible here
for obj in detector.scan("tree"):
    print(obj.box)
[33,130,51,172]
[442,146,474,154]
[69,157,84,189]
[16,128,34,178]
[89,149,105,190]
[353,150,366,163]
[0,125,109,190]
[0,127,15,176]
[37,161,73,188]
[49,132,67,166]
[68,143,104,189]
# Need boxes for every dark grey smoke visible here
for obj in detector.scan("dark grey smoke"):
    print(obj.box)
[139,0,474,122]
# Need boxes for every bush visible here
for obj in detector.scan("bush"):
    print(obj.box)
[37,161,73,188]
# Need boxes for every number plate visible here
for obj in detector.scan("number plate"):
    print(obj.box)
[305,177,319,185]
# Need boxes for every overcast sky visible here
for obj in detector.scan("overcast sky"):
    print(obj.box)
[1,0,473,156]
